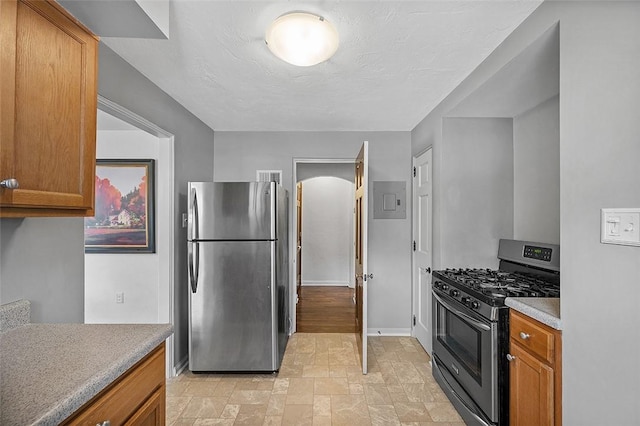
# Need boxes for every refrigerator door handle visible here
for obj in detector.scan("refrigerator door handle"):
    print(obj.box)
[189,188,200,293]
[188,241,199,293]
[191,187,200,240]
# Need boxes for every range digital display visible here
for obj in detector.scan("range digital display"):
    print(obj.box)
[523,245,552,262]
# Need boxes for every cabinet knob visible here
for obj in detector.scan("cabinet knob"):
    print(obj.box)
[506,354,516,362]
[519,332,530,340]
[0,178,19,189]
[96,421,110,426]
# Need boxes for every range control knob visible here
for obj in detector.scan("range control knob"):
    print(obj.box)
[441,284,449,291]
[471,301,480,309]
[461,296,470,305]
[449,289,459,297]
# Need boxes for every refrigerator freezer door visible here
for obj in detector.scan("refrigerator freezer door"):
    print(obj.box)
[189,240,276,371]
[189,182,276,241]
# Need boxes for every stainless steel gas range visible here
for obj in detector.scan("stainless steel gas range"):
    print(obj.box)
[431,239,560,426]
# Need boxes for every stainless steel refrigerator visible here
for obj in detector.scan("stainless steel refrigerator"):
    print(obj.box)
[187,181,289,372]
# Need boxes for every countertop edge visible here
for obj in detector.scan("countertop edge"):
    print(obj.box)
[505,297,561,330]
[32,324,173,425]
[0,299,30,332]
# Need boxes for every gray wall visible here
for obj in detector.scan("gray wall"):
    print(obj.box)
[214,131,413,334]
[513,96,560,244]
[1,44,215,371]
[441,117,514,268]
[0,218,85,323]
[412,2,640,423]
[98,43,216,369]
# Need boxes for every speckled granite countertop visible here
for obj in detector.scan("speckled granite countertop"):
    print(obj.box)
[505,297,561,330]
[0,299,30,332]
[0,323,173,425]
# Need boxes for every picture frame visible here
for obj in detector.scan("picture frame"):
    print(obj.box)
[84,159,156,253]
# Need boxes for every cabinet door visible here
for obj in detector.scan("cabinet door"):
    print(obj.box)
[509,342,555,426]
[0,0,97,214]
[62,344,165,426]
[125,387,165,426]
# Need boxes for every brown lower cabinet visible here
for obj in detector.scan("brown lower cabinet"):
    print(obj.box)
[508,310,562,426]
[62,343,166,426]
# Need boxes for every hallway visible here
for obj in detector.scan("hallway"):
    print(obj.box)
[296,286,356,333]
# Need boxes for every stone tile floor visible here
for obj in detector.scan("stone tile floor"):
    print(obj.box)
[167,333,464,425]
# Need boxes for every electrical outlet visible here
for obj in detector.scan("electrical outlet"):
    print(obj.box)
[116,292,125,304]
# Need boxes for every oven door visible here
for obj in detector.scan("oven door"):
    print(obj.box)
[432,290,499,423]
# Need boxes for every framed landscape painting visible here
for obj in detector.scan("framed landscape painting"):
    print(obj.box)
[84,159,156,253]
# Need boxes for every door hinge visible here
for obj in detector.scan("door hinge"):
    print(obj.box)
[413,315,416,326]
[413,241,416,251]
[413,166,416,177]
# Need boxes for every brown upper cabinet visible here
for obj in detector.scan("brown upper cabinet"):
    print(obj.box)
[0,0,98,217]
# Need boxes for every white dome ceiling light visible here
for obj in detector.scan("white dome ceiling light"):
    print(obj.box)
[265,12,339,67]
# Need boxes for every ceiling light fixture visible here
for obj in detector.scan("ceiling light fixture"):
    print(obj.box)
[265,12,339,67]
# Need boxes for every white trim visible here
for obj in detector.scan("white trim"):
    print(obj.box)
[97,96,176,378]
[173,355,189,377]
[291,158,355,334]
[98,95,172,137]
[301,281,350,286]
[159,135,175,378]
[367,328,412,337]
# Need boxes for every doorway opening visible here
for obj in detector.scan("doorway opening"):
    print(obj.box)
[85,97,176,377]
[292,161,355,333]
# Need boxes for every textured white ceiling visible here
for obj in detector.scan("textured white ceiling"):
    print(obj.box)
[103,1,543,132]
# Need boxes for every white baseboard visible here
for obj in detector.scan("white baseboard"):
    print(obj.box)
[173,355,189,377]
[301,281,350,287]
[367,328,412,337]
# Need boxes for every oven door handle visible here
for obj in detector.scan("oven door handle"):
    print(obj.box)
[432,292,491,331]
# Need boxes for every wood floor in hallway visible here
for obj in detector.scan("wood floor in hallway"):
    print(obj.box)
[296,286,357,333]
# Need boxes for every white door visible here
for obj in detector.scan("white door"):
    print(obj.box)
[412,148,433,353]
[354,141,369,374]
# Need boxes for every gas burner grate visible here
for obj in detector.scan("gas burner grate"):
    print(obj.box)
[437,267,560,302]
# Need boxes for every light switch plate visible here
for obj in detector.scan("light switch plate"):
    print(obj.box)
[601,208,640,247]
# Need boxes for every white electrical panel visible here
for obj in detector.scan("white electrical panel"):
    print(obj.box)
[601,208,640,247]
[373,181,406,219]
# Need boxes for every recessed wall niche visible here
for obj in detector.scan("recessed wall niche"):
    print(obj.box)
[440,23,560,266]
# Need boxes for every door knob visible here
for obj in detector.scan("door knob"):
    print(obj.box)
[1,178,19,189]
